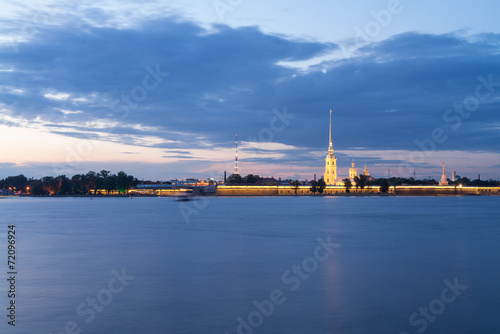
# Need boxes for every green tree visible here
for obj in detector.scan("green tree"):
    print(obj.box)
[29,180,46,195]
[71,174,85,194]
[226,174,243,184]
[104,174,117,194]
[41,176,59,194]
[353,176,360,191]
[309,181,317,194]
[379,179,389,193]
[343,178,352,193]
[244,174,259,183]
[116,171,134,193]
[86,171,98,193]
[355,175,367,190]
[1,174,28,191]
[56,175,72,195]
[292,180,300,195]
[317,178,326,194]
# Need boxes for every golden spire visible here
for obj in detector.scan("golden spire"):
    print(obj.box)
[328,109,334,156]
[329,109,332,146]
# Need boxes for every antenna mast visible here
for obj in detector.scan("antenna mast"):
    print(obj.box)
[234,134,239,174]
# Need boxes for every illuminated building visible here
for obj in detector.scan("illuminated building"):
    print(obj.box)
[349,160,358,180]
[439,161,449,186]
[324,109,338,185]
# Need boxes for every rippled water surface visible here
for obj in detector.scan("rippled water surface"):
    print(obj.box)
[0,196,499,333]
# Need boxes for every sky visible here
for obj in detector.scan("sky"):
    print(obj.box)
[1,0,499,181]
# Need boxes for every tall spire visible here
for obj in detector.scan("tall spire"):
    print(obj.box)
[328,109,334,156]
[324,108,338,185]
[329,109,332,146]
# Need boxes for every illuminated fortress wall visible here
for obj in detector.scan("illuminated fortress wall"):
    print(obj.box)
[216,186,500,196]
[216,186,279,196]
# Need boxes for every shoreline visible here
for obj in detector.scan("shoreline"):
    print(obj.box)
[5,193,497,198]
[3,185,499,198]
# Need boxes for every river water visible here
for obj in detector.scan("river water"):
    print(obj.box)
[0,196,499,334]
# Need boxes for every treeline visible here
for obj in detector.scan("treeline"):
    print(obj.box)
[0,171,137,195]
[225,174,261,184]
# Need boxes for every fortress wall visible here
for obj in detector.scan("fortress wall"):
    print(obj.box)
[217,185,500,196]
[216,186,279,196]
[392,186,500,196]
[279,186,380,195]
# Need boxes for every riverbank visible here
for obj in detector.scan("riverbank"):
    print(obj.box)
[9,185,500,197]
[216,185,500,196]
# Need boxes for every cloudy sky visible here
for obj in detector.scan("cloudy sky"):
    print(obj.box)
[1,0,499,181]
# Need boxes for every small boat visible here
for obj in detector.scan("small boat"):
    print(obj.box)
[173,193,194,201]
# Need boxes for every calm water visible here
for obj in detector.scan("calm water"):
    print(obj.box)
[0,196,499,334]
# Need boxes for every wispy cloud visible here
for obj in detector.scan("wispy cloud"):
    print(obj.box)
[0,7,499,179]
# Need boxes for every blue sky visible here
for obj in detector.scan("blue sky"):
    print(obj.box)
[1,0,499,180]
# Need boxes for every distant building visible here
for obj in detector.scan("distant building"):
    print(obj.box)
[0,189,15,196]
[349,160,358,180]
[363,163,374,182]
[439,161,449,186]
[322,110,375,185]
[256,177,279,186]
[364,163,370,177]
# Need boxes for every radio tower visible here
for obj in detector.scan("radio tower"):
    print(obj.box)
[234,134,239,174]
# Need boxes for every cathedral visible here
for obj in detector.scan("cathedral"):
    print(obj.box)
[439,161,449,186]
[323,110,338,185]
[323,110,371,185]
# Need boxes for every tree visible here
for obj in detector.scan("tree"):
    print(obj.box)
[359,175,367,189]
[353,175,366,190]
[104,174,117,194]
[353,176,360,191]
[317,178,326,194]
[226,174,243,184]
[379,179,389,193]
[86,171,98,193]
[71,174,85,194]
[309,181,317,194]
[343,178,352,193]
[1,174,28,191]
[244,174,259,183]
[292,180,300,195]
[56,175,72,195]
[99,170,111,178]
[116,171,134,193]
[29,180,46,195]
[41,176,59,194]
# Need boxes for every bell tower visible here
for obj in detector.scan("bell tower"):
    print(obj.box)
[324,109,337,185]
[349,160,358,179]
